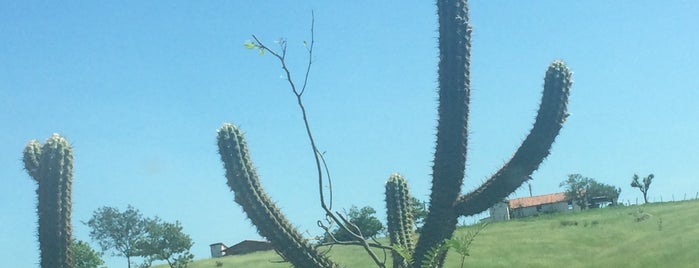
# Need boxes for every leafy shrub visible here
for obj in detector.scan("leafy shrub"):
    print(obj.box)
[631,208,653,222]
[559,220,578,227]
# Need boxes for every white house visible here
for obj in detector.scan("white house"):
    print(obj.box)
[488,192,580,222]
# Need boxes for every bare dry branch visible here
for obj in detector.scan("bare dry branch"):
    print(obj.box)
[250,12,387,268]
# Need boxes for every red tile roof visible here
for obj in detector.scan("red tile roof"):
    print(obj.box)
[508,192,568,208]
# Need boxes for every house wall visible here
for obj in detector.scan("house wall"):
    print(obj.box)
[511,205,538,218]
[224,240,273,255]
[209,243,226,258]
[541,201,569,213]
[511,201,577,218]
[488,202,510,222]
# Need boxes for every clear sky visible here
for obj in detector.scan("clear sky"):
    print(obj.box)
[2,1,698,267]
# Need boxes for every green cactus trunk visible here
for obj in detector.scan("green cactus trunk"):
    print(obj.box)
[385,174,415,268]
[216,123,338,268]
[412,1,572,267]
[412,0,471,266]
[23,134,74,268]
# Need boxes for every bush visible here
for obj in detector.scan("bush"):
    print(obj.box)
[559,220,578,227]
[631,208,652,222]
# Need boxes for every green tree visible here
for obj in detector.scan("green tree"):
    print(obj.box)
[631,173,654,204]
[588,180,621,206]
[136,218,194,268]
[72,239,105,268]
[332,206,384,241]
[560,174,621,209]
[410,197,428,233]
[560,174,591,209]
[86,205,148,268]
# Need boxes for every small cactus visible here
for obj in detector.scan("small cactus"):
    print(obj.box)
[23,134,74,268]
[385,174,415,268]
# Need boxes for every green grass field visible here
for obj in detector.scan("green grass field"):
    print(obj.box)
[155,200,699,268]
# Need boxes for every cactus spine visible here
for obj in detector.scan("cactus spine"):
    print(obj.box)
[216,123,338,268]
[23,134,74,268]
[385,174,414,268]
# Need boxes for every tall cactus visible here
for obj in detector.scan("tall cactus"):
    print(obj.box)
[385,174,414,268]
[23,134,74,268]
[410,1,572,266]
[216,124,338,268]
[229,0,572,267]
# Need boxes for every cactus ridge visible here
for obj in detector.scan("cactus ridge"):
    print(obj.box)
[23,134,74,268]
[385,173,414,268]
[217,123,338,268]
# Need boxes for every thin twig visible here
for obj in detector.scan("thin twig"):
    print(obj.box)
[299,10,315,96]
[318,151,333,210]
[249,12,386,268]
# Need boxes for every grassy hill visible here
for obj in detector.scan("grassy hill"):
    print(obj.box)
[155,200,699,268]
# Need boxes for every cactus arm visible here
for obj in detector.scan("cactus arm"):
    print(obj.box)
[412,0,471,266]
[385,174,415,268]
[455,61,573,217]
[23,140,42,181]
[216,123,338,268]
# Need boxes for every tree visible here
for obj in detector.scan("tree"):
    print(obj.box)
[560,174,591,209]
[631,173,654,204]
[135,218,194,268]
[86,205,148,268]
[410,197,428,233]
[72,239,105,268]
[587,180,621,206]
[331,206,384,241]
[560,174,621,209]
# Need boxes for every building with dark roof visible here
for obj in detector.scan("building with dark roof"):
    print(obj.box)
[209,240,274,258]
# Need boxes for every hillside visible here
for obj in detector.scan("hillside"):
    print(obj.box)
[154,200,699,267]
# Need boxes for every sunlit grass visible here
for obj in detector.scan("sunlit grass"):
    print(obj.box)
[154,199,699,268]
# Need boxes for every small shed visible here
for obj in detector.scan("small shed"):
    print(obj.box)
[209,243,226,258]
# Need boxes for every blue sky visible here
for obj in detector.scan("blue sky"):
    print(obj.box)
[2,1,698,267]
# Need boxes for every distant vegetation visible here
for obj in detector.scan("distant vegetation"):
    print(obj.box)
[71,239,104,268]
[153,200,699,268]
[560,174,622,209]
[631,174,655,204]
[85,205,194,268]
[322,205,384,242]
